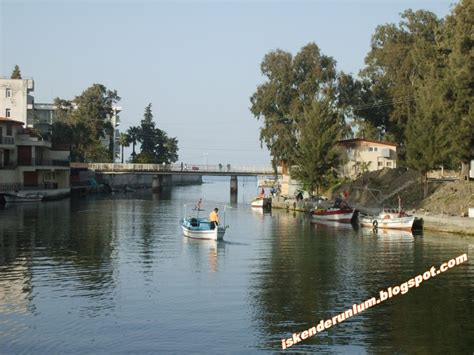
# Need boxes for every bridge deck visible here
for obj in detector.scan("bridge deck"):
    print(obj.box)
[70,163,279,176]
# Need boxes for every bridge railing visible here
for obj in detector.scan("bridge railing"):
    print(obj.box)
[70,163,280,175]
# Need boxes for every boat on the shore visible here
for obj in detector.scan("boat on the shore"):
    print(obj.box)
[359,209,416,231]
[2,191,43,203]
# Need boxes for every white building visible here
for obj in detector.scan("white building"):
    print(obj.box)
[337,138,398,178]
[0,77,35,127]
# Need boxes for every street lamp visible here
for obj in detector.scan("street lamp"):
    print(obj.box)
[111,106,122,163]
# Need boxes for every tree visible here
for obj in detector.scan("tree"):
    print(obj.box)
[139,103,157,155]
[291,99,343,194]
[127,126,141,161]
[438,0,474,178]
[51,83,121,162]
[132,103,179,164]
[405,82,452,198]
[11,65,22,79]
[250,43,341,167]
[117,133,130,163]
[360,10,442,160]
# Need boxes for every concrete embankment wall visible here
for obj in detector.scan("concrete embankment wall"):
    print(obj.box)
[414,214,474,236]
[271,196,316,212]
[98,173,202,188]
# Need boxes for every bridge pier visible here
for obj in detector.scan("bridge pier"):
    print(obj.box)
[152,175,163,192]
[230,176,238,194]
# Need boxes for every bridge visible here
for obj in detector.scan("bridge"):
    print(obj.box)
[70,163,281,193]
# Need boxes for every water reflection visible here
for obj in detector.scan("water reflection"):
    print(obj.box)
[0,181,472,353]
[183,238,226,273]
[248,211,473,353]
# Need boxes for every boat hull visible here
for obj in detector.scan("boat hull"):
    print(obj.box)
[250,197,271,208]
[359,215,415,232]
[181,218,226,240]
[2,192,43,203]
[311,208,354,223]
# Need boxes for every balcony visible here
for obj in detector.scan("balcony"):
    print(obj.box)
[0,136,15,145]
[17,159,70,167]
[0,162,16,169]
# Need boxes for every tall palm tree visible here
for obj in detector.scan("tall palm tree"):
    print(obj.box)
[126,126,141,161]
[117,133,130,163]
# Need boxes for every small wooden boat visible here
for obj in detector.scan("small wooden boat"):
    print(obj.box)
[312,219,356,230]
[181,217,227,240]
[180,202,229,240]
[2,192,43,203]
[311,207,355,223]
[359,209,415,231]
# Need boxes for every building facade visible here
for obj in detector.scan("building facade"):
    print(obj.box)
[0,77,35,127]
[0,117,70,192]
[337,138,397,178]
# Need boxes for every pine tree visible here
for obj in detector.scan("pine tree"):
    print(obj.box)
[139,103,157,155]
[291,99,343,194]
[11,65,22,79]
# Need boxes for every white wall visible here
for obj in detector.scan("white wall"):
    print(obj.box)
[0,79,34,125]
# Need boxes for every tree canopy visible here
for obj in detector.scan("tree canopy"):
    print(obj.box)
[51,83,120,162]
[10,65,22,79]
[132,103,179,164]
[250,1,472,192]
[291,99,344,194]
[250,43,344,169]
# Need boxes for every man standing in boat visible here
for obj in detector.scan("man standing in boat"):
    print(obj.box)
[209,208,219,229]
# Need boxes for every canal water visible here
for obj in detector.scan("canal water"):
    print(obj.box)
[0,177,472,353]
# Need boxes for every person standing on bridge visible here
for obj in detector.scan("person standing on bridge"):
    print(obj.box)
[209,208,219,229]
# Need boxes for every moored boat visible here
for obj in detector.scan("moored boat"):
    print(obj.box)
[359,209,415,231]
[2,192,43,203]
[250,196,271,208]
[311,207,355,223]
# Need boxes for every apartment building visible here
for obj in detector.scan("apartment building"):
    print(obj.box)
[0,116,70,193]
[337,138,397,178]
[0,77,35,127]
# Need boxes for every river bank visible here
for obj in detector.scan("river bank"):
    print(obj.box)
[271,168,474,236]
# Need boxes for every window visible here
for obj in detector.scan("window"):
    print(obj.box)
[378,161,383,167]
[6,88,11,98]
[5,108,11,118]
[386,161,392,167]
[374,147,378,152]
[369,147,373,152]
[6,123,12,136]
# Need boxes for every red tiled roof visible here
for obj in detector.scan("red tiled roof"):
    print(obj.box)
[0,117,24,125]
[337,138,397,147]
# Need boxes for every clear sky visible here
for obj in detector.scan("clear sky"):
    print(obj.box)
[0,0,454,166]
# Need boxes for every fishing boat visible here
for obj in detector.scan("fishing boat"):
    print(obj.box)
[250,186,271,208]
[312,219,356,230]
[2,192,43,203]
[250,196,271,208]
[311,207,355,223]
[180,202,229,240]
[311,192,355,223]
[359,209,416,231]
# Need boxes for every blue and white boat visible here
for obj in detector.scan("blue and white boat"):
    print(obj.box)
[180,203,229,240]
